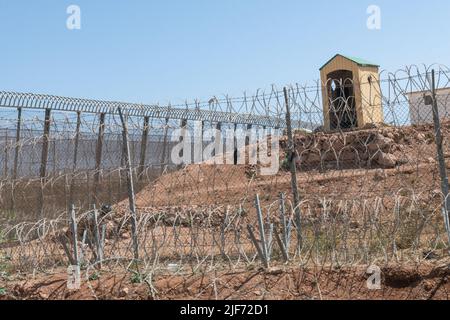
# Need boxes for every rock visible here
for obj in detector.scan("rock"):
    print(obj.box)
[306,152,321,163]
[349,221,360,229]
[119,287,129,297]
[397,157,409,166]
[423,251,440,260]
[431,189,442,199]
[416,133,426,141]
[38,291,49,299]
[386,132,395,140]
[373,169,387,181]
[368,135,394,153]
[267,267,283,275]
[423,281,434,292]
[363,123,379,130]
[376,152,397,168]
[339,149,358,161]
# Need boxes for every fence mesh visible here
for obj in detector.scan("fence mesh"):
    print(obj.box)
[1,64,450,298]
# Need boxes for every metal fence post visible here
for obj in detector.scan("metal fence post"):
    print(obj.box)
[180,119,188,162]
[12,107,22,180]
[160,117,170,174]
[93,113,106,201]
[118,107,140,262]
[255,194,268,261]
[283,87,303,252]
[40,108,51,178]
[3,129,8,179]
[138,116,150,181]
[69,111,81,207]
[69,204,79,267]
[429,69,450,249]
[38,108,51,218]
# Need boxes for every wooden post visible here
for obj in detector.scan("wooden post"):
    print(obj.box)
[160,118,169,174]
[118,107,139,261]
[69,112,81,206]
[283,87,302,251]
[138,116,150,181]
[12,107,22,180]
[93,113,106,201]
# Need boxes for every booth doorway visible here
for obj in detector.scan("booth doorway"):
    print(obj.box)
[327,70,357,130]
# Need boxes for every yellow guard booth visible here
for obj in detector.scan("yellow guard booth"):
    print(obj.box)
[320,54,384,131]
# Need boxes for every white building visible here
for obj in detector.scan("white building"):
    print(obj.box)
[407,88,450,125]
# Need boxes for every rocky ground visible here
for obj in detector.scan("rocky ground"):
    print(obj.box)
[2,122,450,300]
[2,260,450,300]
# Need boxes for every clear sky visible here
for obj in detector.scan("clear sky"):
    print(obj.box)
[0,0,449,105]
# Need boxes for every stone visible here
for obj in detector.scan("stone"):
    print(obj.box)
[397,157,409,166]
[423,281,434,292]
[416,133,426,141]
[119,287,129,297]
[306,152,321,163]
[267,267,283,275]
[339,149,358,161]
[349,221,360,229]
[368,135,394,153]
[373,169,387,181]
[38,291,49,299]
[376,153,397,168]
[431,189,443,198]
[423,250,440,260]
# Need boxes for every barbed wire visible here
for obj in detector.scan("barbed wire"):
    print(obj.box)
[1,64,450,291]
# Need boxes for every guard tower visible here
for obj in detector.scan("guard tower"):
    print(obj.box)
[320,54,383,131]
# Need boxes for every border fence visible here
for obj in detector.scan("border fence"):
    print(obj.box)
[1,64,450,284]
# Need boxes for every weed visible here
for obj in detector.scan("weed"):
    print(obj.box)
[130,273,144,284]
[280,157,290,171]
[88,272,100,281]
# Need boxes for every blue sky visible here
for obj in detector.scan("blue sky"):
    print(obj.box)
[0,1,449,105]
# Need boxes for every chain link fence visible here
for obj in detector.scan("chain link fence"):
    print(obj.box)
[1,64,450,284]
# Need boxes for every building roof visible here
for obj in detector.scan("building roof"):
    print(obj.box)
[320,54,380,70]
